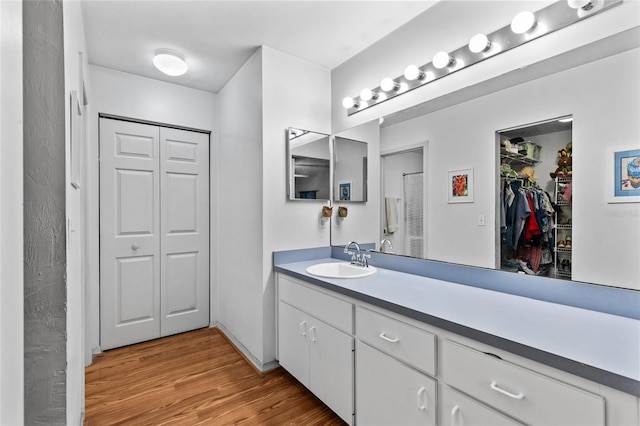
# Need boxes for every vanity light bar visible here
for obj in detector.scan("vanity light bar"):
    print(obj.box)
[343,0,622,116]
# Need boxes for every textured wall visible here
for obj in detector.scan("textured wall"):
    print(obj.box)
[23,1,67,424]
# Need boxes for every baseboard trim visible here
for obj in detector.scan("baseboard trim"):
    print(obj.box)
[212,324,280,376]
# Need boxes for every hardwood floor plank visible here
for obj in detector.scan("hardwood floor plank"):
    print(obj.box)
[85,327,346,425]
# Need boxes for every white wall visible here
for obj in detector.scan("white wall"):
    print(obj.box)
[86,66,217,356]
[217,50,265,364]
[0,1,24,424]
[63,2,89,423]
[262,46,332,364]
[380,49,640,290]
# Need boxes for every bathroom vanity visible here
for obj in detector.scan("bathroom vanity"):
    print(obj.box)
[274,248,640,426]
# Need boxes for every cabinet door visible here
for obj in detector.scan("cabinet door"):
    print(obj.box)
[441,385,524,426]
[278,301,309,387]
[309,318,354,424]
[356,341,436,426]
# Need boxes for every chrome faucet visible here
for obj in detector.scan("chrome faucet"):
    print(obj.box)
[344,241,371,267]
[380,238,394,254]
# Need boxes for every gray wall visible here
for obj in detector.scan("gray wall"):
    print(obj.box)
[23,1,67,423]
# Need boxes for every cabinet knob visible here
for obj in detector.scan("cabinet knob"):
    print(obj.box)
[131,244,140,251]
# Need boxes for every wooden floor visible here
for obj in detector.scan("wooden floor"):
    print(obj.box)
[85,327,346,425]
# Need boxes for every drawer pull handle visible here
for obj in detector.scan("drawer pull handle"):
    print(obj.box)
[309,326,317,343]
[299,321,307,337]
[490,381,524,400]
[379,332,399,343]
[417,386,427,411]
[451,405,460,426]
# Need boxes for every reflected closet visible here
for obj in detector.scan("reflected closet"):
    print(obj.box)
[497,117,573,280]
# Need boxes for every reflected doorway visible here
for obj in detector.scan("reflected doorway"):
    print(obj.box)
[497,116,573,279]
[381,148,424,257]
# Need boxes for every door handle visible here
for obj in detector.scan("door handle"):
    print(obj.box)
[131,243,140,251]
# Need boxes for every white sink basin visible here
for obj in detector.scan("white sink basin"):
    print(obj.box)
[306,262,377,279]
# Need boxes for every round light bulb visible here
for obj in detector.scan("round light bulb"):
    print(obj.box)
[567,0,591,8]
[404,65,423,81]
[468,33,491,53]
[511,11,536,34]
[342,96,356,109]
[360,88,375,101]
[433,51,454,69]
[153,49,188,76]
[380,77,398,92]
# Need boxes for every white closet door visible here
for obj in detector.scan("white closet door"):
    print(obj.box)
[160,127,209,336]
[100,119,161,350]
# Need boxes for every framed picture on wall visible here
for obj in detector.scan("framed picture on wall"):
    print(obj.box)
[447,168,474,203]
[339,182,351,201]
[608,147,640,203]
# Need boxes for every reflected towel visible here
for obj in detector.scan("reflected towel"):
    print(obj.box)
[385,197,399,234]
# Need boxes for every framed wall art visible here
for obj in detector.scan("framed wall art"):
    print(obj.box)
[608,147,640,203]
[447,168,474,203]
[339,182,351,201]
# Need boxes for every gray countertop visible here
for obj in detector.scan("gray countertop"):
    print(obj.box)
[275,256,640,397]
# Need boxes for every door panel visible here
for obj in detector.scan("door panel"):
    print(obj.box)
[160,127,209,336]
[116,256,156,324]
[100,119,161,350]
[165,252,198,316]
[278,301,310,388]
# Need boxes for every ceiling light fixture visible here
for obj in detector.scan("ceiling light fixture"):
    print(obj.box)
[153,48,188,76]
[510,11,537,34]
[468,33,492,53]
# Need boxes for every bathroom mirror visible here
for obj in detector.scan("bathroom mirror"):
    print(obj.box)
[330,42,639,292]
[333,136,368,202]
[287,127,331,201]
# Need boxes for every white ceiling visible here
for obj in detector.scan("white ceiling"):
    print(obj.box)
[81,1,439,94]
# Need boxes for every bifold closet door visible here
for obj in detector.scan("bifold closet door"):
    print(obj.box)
[100,118,209,350]
[159,127,209,337]
[100,119,161,350]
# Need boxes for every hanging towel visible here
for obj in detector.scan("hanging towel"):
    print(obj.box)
[385,197,399,234]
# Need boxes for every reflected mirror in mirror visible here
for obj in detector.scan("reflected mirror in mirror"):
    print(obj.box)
[287,128,330,201]
[334,136,368,202]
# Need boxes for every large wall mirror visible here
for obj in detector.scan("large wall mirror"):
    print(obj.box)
[334,136,368,203]
[330,43,639,292]
[287,127,330,201]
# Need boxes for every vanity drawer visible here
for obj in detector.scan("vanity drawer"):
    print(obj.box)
[441,385,524,426]
[442,339,605,426]
[278,275,353,333]
[356,306,436,376]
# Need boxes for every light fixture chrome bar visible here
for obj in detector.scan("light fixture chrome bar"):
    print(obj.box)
[344,0,622,116]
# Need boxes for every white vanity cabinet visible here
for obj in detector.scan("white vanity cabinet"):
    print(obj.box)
[441,385,525,426]
[356,341,437,425]
[275,270,640,426]
[441,339,606,426]
[277,276,354,424]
